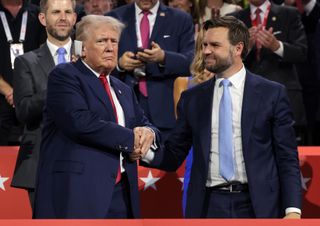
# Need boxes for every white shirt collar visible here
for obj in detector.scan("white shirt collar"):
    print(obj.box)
[250,0,270,16]
[46,38,72,60]
[81,60,111,84]
[135,0,159,16]
[215,64,246,89]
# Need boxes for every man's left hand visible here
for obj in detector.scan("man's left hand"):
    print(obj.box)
[136,41,165,64]
[256,27,280,52]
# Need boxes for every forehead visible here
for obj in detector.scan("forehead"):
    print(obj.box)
[47,0,74,10]
[204,27,229,42]
[89,24,119,38]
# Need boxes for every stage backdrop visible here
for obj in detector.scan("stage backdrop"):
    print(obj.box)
[0,146,319,218]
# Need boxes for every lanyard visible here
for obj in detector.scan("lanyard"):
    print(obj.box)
[0,10,28,43]
[251,4,270,28]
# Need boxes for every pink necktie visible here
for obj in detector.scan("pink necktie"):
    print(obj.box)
[99,74,121,184]
[139,11,150,97]
[255,8,262,61]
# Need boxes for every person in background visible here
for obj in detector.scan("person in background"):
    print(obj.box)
[141,16,302,219]
[107,0,195,141]
[83,0,113,15]
[0,0,45,145]
[230,0,308,145]
[199,0,242,22]
[10,0,76,210]
[33,15,157,219]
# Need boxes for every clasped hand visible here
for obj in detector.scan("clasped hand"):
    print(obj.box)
[129,127,155,161]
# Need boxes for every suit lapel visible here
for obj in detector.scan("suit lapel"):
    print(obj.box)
[241,71,261,154]
[125,4,138,50]
[197,78,215,170]
[74,60,117,121]
[37,44,55,76]
[109,77,130,123]
[149,3,168,45]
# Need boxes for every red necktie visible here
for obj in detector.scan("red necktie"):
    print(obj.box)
[99,74,121,183]
[255,8,262,61]
[139,11,150,97]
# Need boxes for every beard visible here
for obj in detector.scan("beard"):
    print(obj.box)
[46,24,73,42]
[204,49,234,74]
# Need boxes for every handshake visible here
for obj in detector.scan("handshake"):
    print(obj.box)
[129,127,155,161]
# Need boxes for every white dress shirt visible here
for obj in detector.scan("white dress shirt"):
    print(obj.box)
[46,38,72,65]
[206,65,247,187]
[134,1,159,48]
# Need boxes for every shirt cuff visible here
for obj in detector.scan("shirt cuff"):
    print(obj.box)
[141,149,155,164]
[273,41,284,57]
[304,0,316,16]
[144,127,157,150]
[116,64,125,72]
[285,207,301,215]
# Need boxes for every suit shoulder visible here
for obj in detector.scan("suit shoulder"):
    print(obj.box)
[182,78,213,98]
[15,48,39,64]
[249,71,285,90]
[106,4,130,17]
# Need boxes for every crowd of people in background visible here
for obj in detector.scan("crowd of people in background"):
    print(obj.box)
[0,0,320,219]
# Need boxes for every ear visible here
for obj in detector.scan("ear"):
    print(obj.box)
[38,12,46,27]
[82,44,87,58]
[234,42,244,57]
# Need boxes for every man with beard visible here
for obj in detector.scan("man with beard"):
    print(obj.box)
[10,0,76,210]
[140,16,302,218]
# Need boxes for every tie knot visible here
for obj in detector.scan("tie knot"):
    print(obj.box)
[255,8,261,15]
[220,79,231,87]
[142,10,150,16]
[57,47,66,55]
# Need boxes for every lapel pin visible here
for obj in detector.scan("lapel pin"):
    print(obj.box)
[118,90,122,95]
[272,16,276,21]
[160,12,165,17]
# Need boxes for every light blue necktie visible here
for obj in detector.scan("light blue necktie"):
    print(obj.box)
[57,47,66,64]
[219,79,234,181]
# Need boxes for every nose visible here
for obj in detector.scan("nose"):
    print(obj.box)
[60,12,67,20]
[105,40,114,52]
[203,45,212,55]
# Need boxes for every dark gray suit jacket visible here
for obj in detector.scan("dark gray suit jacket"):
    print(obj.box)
[11,43,55,189]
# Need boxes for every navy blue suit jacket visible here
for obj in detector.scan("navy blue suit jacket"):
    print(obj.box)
[107,3,195,129]
[34,60,156,218]
[148,71,301,218]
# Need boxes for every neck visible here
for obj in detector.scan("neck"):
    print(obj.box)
[218,61,243,79]
[207,0,224,9]
[47,35,70,47]
[1,0,23,17]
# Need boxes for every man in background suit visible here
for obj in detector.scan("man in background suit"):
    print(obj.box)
[34,15,157,218]
[107,0,194,139]
[141,16,301,218]
[230,0,308,144]
[11,0,76,210]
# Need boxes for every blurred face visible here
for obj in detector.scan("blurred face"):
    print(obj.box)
[135,0,158,11]
[82,24,119,74]
[168,0,192,13]
[83,0,113,15]
[203,27,235,74]
[39,0,76,43]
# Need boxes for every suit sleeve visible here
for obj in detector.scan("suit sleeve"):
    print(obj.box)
[46,66,135,154]
[147,92,192,171]
[13,55,46,128]
[272,85,302,209]
[282,8,307,63]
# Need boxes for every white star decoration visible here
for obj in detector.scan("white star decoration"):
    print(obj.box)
[178,177,184,191]
[0,175,9,191]
[300,173,311,191]
[140,170,160,191]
